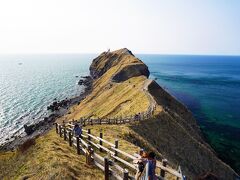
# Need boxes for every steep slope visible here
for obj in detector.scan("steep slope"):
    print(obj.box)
[67,48,151,119]
[65,48,238,179]
[0,129,104,179]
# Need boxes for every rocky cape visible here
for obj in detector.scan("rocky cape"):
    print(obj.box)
[1,48,238,179]
[87,48,239,179]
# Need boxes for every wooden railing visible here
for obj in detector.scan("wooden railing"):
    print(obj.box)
[55,122,184,180]
[67,110,156,127]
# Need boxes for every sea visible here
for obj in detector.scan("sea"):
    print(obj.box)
[0,54,94,144]
[0,54,239,173]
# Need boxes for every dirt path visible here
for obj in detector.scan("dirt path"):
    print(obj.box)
[142,79,157,115]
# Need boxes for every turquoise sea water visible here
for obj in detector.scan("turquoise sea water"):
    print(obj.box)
[0,54,93,144]
[0,54,239,173]
[139,54,240,173]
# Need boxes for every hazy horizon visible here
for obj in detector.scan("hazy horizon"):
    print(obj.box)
[0,0,240,55]
[1,52,240,56]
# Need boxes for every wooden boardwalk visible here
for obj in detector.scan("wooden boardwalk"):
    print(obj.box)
[56,117,185,180]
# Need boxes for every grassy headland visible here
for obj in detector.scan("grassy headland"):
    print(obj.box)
[0,48,239,179]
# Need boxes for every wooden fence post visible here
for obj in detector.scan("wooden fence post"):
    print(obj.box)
[55,123,58,133]
[99,118,102,125]
[91,119,93,125]
[63,128,67,141]
[99,131,103,152]
[59,126,62,137]
[104,157,110,180]
[86,145,93,165]
[123,169,129,180]
[76,136,81,155]
[160,159,168,178]
[114,139,119,157]
[88,129,91,141]
[68,131,72,146]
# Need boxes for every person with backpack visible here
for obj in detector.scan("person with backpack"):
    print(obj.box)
[73,124,82,137]
[145,152,157,180]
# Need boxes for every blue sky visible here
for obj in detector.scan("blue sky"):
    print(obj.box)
[0,0,239,55]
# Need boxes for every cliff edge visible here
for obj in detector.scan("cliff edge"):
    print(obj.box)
[1,48,238,179]
[68,48,238,179]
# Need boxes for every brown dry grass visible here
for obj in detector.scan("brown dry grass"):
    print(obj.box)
[0,129,104,180]
[66,75,150,120]
[84,123,176,180]
[60,50,151,121]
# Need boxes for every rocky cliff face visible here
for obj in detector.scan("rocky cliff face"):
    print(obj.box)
[145,80,238,179]
[74,48,238,179]
[90,48,149,80]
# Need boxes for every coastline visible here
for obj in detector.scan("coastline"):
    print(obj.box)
[0,49,239,179]
[0,76,93,151]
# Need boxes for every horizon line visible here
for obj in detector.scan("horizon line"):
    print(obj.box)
[0,52,240,56]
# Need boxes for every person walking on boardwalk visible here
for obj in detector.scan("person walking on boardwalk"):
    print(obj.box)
[73,124,82,137]
[145,152,157,180]
[134,149,148,180]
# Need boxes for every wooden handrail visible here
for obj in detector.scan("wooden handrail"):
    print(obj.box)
[93,152,105,162]
[111,146,137,160]
[97,137,115,147]
[111,155,137,170]
[86,139,100,149]
[87,133,99,141]
[56,123,184,179]
[156,162,182,178]
[94,161,105,171]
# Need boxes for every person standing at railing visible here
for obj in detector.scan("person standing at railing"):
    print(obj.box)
[134,149,148,180]
[145,152,157,180]
[73,124,82,137]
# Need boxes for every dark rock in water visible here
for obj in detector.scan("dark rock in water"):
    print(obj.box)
[78,79,84,85]
[81,76,89,78]
[43,117,48,122]
[23,113,58,136]
[78,76,93,86]
[75,75,79,78]
[47,99,70,112]
[24,124,35,135]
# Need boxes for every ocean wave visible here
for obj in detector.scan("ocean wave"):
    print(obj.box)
[0,54,93,145]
